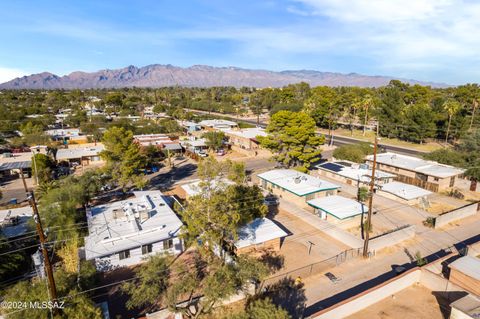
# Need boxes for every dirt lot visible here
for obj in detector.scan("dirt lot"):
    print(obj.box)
[345,285,447,319]
[272,209,349,274]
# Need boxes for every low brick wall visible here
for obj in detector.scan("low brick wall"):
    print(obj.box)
[434,202,480,228]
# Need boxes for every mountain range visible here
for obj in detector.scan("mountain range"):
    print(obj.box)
[0,64,449,89]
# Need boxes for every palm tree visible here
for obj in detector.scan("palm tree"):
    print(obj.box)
[443,99,461,143]
[469,98,478,131]
[362,95,374,136]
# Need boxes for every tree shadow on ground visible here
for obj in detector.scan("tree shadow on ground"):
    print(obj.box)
[259,248,285,273]
[148,163,197,192]
[260,277,306,318]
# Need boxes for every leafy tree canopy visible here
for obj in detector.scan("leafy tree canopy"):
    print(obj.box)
[258,110,324,171]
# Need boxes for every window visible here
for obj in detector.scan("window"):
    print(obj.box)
[163,239,174,250]
[141,244,153,255]
[119,250,130,260]
[305,193,316,201]
[433,177,440,182]
[395,167,399,172]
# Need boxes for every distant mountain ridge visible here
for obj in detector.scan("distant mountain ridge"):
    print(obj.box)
[0,64,449,89]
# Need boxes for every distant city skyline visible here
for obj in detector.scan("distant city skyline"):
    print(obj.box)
[1,0,480,85]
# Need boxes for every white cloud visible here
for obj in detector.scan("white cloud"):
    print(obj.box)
[290,0,480,82]
[0,67,28,83]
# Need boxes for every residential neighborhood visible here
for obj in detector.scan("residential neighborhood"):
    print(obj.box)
[2,2,480,319]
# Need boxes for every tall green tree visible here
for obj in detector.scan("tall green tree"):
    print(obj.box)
[443,99,462,143]
[202,131,225,150]
[123,252,270,319]
[100,126,146,189]
[258,111,324,171]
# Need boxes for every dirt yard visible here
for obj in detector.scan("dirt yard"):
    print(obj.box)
[345,285,447,319]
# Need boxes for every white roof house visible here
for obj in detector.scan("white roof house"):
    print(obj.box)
[133,134,172,146]
[380,181,432,200]
[198,119,238,130]
[0,206,33,238]
[84,191,183,261]
[45,128,81,137]
[235,218,288,249]
[180,179,234,197]
[366,152,465,178]
[56,145,104,160]
[180,138,207,149]
[307,195,366,219]
[316,161,395,184]
[224,127,267,140]
[257,169,340,196]
[449,256,480,281]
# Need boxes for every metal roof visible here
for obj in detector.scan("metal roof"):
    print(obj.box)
[163,143,182,151]
[450,294,480,317]
[0,161,31,171]
[380,181,432,200]
[449,255,480,281]
[235,218,288,249]
[307,195,366,219]
[257,169,340,196]
[366,152,464,178]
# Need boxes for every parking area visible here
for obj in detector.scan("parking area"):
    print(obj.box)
[0,175,34,206]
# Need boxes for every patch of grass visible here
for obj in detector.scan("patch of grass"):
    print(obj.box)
[320,128,445,152]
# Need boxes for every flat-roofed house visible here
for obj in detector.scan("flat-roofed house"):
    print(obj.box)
[315,161,395,187]
[257,169,340,209]
[307,195,367,224]
[133,134,182,153]
[0,152,32,179]
[366,152,464,192]
[198,119,238,131]
[448,256,480,296]
[235,218,288,254]
[84,191,184,271]
[45,128,88,144]
[224,127,267,155]
[56,144,104,167]
[133,134,172,147]
[377,181,432,205]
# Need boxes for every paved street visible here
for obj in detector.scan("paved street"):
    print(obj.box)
[0,176,34,205]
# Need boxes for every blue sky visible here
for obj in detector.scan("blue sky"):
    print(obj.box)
[1,0,480,84]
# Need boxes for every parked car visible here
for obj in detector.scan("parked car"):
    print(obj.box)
[264,195,279,206]
[216,149,225,156]
[197,150,208,157]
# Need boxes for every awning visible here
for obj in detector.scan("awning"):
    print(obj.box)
[0,161,31,171]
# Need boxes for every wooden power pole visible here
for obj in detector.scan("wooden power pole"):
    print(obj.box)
[363,122,379,258]
[19,170,58,305]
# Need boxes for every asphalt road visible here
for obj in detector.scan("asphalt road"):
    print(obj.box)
[186,109,425,158]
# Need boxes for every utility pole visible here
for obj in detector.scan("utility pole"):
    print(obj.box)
[363,122,379,258]
[19,169,58,308]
